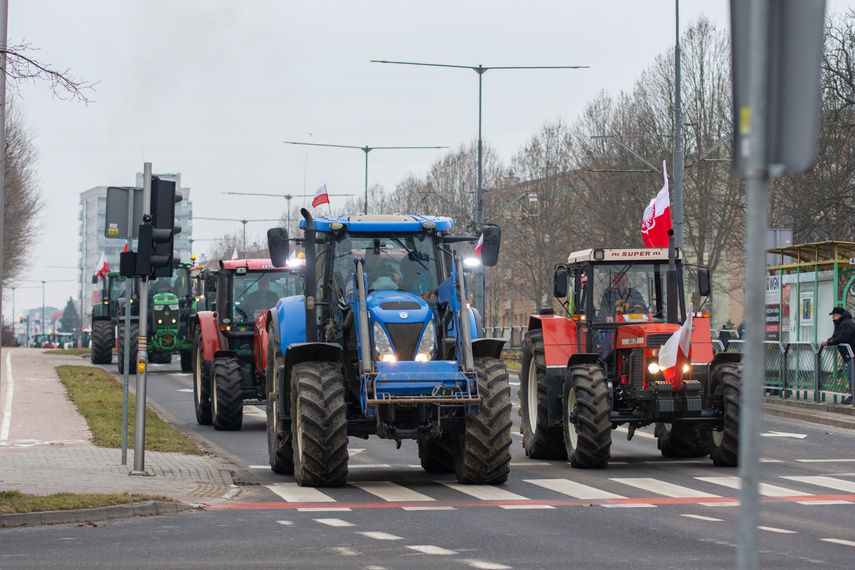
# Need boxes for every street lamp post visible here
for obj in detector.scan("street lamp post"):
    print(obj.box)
[194,217,281,258]
[372,60,588,322]
[283,140,447,215]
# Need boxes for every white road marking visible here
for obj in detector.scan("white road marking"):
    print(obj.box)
[349,481,434,502]
[782,476,854,493]
[695,476,812,497]
[525,478,626,500]
[796,458,855,463]
[759,526,797,534]
[348,463,392,469]
[821,538,855,547]
[406,545,457,555]
[610,478,720,498]
[762,431,807,439]
[244,407,266,418]
[1,353,14,440]
[330,546,360,556]
[500,504,555,510]
[349,448,365,456]
[440,482,529,501]
[402,506,456,511]
[315,518,355,527]
[796,500,853,506]
[176,388,193,393]
[357,531,402,540]
[297,507,352,512]
[682,514,723,522]
[460,559,513,569]
[276,520,293,526]
[613,426,655,440]
[267,483,336,502]
[248,465,269,469]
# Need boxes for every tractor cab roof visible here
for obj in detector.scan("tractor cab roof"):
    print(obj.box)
[301,214,454,233]
[219,258,289,272]
[566,247,682,264]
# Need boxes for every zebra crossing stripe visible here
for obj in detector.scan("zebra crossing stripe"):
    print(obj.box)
[439,482,529,501]
[268,482,336,502]
[782,476,855,494]
[349,481,435,502]
[695,476,813,497]
[610,478,721,498]
[525,478,626,500]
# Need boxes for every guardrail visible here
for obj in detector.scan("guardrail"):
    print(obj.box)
[719,339,853,403]
[484,326,527,350]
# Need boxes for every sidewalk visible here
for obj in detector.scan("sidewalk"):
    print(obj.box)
[0,347,236,527]
[763,391,855,430]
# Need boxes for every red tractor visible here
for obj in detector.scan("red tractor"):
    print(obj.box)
[520,244,742,468]
[192,258,302,430]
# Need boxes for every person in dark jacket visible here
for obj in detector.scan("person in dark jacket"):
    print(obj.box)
[821,306,855,404]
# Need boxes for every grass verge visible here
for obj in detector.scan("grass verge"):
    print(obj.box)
[56,365,201,455]
[44,348,91,357]
[0,491,173,515]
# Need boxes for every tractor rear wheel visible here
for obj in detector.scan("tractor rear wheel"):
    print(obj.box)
[291,361,348,487]
[564,364,611,469]
[192,327,212,425]
[655,423,710,458]
[418,435,455,473]
[211,356,244,431]
[266,324,293,474]
[180,349,192,372]
[709,363,742,467]
[90,320,113,364]
[149,351,172,364]
[116,322,138,375]
[454,357,513,484]
[519,330,565,459]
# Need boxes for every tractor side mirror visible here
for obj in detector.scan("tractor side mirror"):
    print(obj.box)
[91,275,98,284]
[267,227,290,268]
[479,224,501,267]
[553,267,568,299]
[205,273,217,292]
[697,266,711,297]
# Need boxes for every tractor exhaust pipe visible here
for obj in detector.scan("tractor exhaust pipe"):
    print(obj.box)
[454,253,475,372]
[301,208,317,343]
[355,256,373,375]
[666,230,678,324]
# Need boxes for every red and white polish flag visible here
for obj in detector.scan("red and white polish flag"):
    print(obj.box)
[312,183,330,208]
[658,304,693,387]
[641,161,673,247]
[95,251,109,280]
[474,233,484,259]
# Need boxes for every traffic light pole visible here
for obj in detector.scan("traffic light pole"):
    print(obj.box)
[121,179,135,465]
[130,162,152,477]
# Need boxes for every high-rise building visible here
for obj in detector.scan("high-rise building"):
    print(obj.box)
[78,174,193,319]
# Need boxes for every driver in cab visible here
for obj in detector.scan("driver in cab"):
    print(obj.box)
[363,250,400,291]
[242,276,280,316]
[597,272,646,322]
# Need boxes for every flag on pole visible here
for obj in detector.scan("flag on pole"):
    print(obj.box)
[474,233,484,259]
[122,240,129,253]
[231,247,239,260]
[312,183,330,208]
[641,160,673,247]
[94,251,109,281]
[658,303,693,387]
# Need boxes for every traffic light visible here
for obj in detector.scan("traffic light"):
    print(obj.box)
[131,177,182,278]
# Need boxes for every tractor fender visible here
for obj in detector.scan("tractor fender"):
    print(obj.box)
[472,338,507,360]
[213,349,237,360]
[196,311,222,362]
[283,342,343,389]
[710,352,742,367]
[275,296,307,355]
[527,314,577,367]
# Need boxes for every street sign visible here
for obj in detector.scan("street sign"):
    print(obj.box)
[104,187,143,239]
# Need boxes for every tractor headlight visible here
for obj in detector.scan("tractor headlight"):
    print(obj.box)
[416,321,435,361]
[373,321,396,362]
[169,304,179,311]
[648,361,661,374]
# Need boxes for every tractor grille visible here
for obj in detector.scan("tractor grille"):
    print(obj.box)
[630,349,645,390]
[380,301,422,310]
[647,333,672,348]
[385,322,425,361]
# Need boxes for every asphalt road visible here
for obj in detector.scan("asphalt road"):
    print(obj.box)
[1,359,853,569]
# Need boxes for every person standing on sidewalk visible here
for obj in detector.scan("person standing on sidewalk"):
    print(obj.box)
[821,306,855,405]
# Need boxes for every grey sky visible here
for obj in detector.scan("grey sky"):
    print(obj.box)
[5,0,850,315]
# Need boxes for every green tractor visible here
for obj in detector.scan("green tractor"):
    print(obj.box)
[90,271,135,365]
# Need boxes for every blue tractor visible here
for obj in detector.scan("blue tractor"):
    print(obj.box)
[264,210,511,487]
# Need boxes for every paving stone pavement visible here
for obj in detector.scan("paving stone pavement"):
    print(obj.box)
[0,347,237,525]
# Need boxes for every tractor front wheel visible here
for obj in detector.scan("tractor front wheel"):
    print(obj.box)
[709,363,742,467]
[418,435,455,473]
[90,320,113,365]
[454,357,513,484]
[291,361,348,487]
[564,364,611,469]
[211,356,244,431]
[116,322,138,376]
[519,330,565,459]
[266,324,293,474]
[180,349,192,372]
[655,423,710,458]
[192,327,212,425]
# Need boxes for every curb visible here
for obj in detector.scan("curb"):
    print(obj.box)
[0,501,197,529]
[763,397,855,430]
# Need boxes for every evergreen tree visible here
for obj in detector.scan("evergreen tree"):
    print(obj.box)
[59,297,81,333]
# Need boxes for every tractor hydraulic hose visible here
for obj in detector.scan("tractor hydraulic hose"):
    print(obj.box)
[454,253,475,372]
[355,256,373,375]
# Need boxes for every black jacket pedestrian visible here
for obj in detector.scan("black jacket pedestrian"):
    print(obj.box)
[826,309,855,360]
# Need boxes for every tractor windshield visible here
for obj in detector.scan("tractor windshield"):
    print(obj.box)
[591,263,671,323]
[233,271,301,321]
[331,232,439,299]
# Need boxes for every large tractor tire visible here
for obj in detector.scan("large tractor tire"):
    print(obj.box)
[454,357,513,484]
[266,324,293,474]
[709,362,742,467]
[149,351,173,364]
[180,349,192,372]
[211,356,244,431]
[291,361,348,487]
[116,322,138,376]
[192,327,212,425]
[519,330,565,459]
[418,435,456,473]
[655,423,710,458]
[564,364,612,469]
[90,320,114,365]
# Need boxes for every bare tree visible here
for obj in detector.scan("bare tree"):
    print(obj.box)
[2,43,95,103]
[3,97,43,286]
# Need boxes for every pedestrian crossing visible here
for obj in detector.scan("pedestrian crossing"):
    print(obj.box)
[243,474,855,511]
